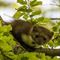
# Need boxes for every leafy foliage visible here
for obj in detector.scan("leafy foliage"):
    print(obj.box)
[17,0,27,5]
[0,21,16,51]
[0,0,60,60]
[14,0,42,21]
[30,0,42,7]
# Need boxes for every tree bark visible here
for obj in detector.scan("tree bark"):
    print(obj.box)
[50,18,60,20]
[35,47,60,57]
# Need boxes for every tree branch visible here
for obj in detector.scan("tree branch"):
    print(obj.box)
[50,18,60,20]
[35,47,60,57]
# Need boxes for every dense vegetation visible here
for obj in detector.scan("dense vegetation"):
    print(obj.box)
[0,0,60,60]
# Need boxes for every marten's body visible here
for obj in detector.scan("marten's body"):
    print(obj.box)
[10,20,53,51]
[11,20,36,51]
[11,20,33,34]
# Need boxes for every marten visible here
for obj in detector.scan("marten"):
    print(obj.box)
[2,20,53,51]
[9,20,54,51]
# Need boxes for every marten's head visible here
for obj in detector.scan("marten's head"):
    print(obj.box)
[31,26,53,45]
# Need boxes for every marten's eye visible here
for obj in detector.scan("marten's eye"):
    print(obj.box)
[35,34,39,38]
[32,42,35,44]
[43,37,46,41]
[34,33,40,38]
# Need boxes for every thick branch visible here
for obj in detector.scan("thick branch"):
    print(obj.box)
[50,18,60,20]
[35,47,60,57]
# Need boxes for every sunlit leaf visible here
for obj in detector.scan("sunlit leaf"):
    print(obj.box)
[17,0,27,4]
[17,5,32,12]
[53,56,59,60]
[4,52,17,60]
[0,54,4,60]
[13,11,23,19]
[30,1,42,7]
[18,52,39,60]
[23,13,29,20]
[48,40,54,46]
[46,56,51,60]
[31,10,41,16]
[40,53,46,60]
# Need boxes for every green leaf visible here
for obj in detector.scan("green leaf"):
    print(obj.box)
[17,0,27,4]
[0,54,4,60]
[23,13,29,20]
[36,17,44,21]
[48,40,54,46]
[52,25,58,32]
[30,1,42,7]
[40,53,46,60]
[46,56,51,60]
[30,0,37,5]
[0,20,2,26]
[0,39,12,51]
[18,5,32,12]
[57,22,60,25]
[0,25,12,33]
[53,56,59,60]
[0,22,16,52]
[31,17,44,23]
[31,10,41,16]
[13,11,23,19]
[18,52,39,60]
[4,52,17,60]
[21,56,29,60]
